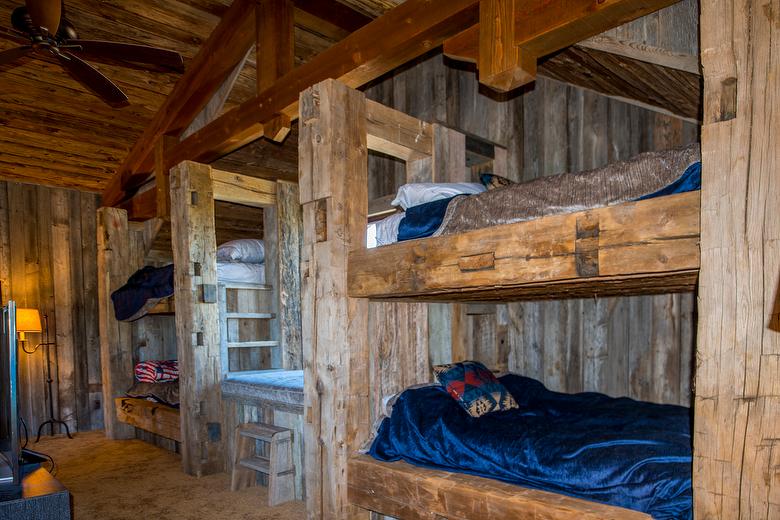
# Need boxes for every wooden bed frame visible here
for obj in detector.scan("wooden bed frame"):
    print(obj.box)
[115,397,181,443]
[98,0,777,517]
[298,79,702,519]
[98,166,302,476]
[350,191,699,301]
[348,455,650,519]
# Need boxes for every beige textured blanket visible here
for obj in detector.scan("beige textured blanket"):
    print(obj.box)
[436,144,700,236]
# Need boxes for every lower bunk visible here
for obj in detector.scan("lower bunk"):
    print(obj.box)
[357,369,691,520]
[114,397,181,443]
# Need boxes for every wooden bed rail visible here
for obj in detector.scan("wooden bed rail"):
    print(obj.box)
[348,454,651,519]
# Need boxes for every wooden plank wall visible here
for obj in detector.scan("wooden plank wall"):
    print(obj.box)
[363,0,699,407]
[0,180,102,436]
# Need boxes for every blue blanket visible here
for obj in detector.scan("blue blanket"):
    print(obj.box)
[397,160,701,243]
[111,264,174,321]
[369,374,692,519]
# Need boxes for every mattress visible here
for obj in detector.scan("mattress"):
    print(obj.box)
[373,144,701,246]
[369,374,692,520]
[216,261,266,284]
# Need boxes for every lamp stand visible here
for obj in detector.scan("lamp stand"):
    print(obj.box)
[35,314,72,442]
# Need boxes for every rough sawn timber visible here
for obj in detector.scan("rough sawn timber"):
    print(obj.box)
[348,454,651,519]
[348,191,700,301]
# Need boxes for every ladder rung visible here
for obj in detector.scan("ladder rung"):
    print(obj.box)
[221,283,272,291]
[228,341,279,348]
[239,456,270,474]
[239,423,291,442]
[226,312,275,319]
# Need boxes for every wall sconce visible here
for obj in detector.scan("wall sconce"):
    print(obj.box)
[16,308,42,352]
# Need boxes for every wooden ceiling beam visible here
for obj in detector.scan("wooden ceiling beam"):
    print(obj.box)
[257,0,295,142]
[451,0,681,92]
[293,0,372,33]
[443,19,700,121]
[159,0,479,184]
[103,0,258,207]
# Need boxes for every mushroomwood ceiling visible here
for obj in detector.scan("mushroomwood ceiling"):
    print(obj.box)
[0,0,399,192]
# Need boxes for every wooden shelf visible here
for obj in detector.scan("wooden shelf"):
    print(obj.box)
[228,340,280,348]
[115,397,181,442]
[348,192,700,302]
[348,454,650,519]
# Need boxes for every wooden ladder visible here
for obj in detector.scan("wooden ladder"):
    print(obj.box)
[230,422,295,506]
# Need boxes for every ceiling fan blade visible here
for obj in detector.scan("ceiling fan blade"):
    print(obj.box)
[24,0,61,36]
[66,40,184,73]
[0,46,32,66]
[56,51,129,108]
[0,26,30,45]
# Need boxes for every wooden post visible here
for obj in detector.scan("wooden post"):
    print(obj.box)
[299,79,369,519]
[257,0,294,141]
[276,180,303,370]
[478,0,535,92]
[694,0,780,517]
[169,161,225,476]
[96,207,136,440]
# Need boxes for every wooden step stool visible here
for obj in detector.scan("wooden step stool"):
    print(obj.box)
[231,422,295,506]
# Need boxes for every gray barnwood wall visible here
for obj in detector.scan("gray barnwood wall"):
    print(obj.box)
[0,180,102,436]
[364,0,699,407]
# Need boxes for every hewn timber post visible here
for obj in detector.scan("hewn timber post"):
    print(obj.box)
[299,79,369,519]
[96,207,137,440]
[276,180,303,369]
[170,161,225,476]
[694,0,780,518]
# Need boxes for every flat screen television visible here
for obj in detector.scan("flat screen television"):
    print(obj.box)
[0,300,20,491]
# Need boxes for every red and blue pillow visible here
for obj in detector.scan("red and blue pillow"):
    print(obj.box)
[135,360,179,383]
[433,361,518,418]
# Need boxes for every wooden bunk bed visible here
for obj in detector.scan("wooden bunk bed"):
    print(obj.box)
[97,165,296,475]
[299,79,701,519]
[95,0,778,517]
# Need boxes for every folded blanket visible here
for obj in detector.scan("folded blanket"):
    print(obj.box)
[126,381,180,408]
[111,264,174,321]
[135,360,178,383]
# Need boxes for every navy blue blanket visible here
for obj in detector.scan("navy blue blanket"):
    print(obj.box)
[397,161,701,243]
[111,264,174,321]
[369,374,692,519]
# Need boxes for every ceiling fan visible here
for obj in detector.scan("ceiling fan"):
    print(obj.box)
[0,0,185,107]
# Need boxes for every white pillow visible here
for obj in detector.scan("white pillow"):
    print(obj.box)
[216,239,265,264]
[374,212,405,246]
[391,182,486,210]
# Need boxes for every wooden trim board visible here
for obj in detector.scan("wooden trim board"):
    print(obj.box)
[348,454,651,519]
[114,397,181,443]
[349,191,700,301]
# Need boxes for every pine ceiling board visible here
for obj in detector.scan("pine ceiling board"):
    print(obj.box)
[337,0,402,18]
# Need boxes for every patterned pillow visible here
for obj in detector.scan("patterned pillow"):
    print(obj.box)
[479,172,515,190]
[433,361,518,418]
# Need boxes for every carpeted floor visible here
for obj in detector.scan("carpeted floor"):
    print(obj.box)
[33,431,305,520]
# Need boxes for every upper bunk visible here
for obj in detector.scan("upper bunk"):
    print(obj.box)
[350,191,699,301]
[316,82,701,303]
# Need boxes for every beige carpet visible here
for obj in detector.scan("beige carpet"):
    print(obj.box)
[33,431,305,520]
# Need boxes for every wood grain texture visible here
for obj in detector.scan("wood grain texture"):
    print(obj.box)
[115,397,181,442]
[693,0,780,517]
[96,207,139,439]
[299,79,369,519]
[349,192,700,301]
[348,454,651,519]
[169,161,225,476]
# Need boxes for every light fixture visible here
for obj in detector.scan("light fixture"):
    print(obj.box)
[16,308,42,344]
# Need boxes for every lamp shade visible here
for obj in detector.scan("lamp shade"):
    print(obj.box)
[16,308,42,333]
